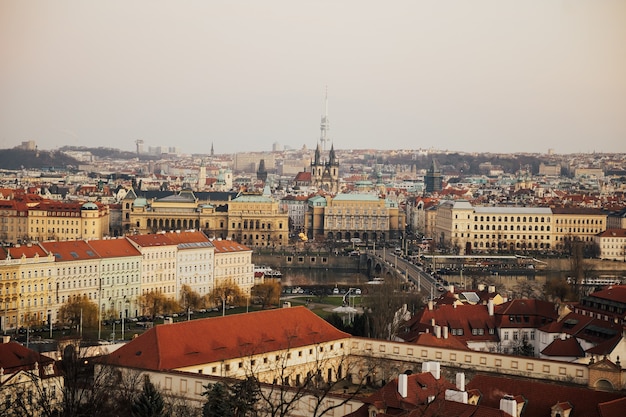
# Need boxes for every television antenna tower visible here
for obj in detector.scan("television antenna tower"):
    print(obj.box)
[319,87,330,152]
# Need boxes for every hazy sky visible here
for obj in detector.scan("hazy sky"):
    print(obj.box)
[1,1,625,155]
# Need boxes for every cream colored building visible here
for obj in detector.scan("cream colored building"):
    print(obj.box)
[306,193,405,243]
[0,200,29,244]
[27,201,110,243]
[434,201,606,254]
[127,234,178,299]
[211,239,255,295]
[551,207,606,251]
[40,240,101,322]
[86,238,143,319]
[122,190,289,247]
[0,245,55,331]
[167,230,215,297]
[594,229,626,261]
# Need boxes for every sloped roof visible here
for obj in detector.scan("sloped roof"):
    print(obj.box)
[408,304,498,345]
[211,239,251,253]
[104,307,350,371]
[0,244,48,260]
[40,240,100,262]
[540,336,585,358]
[588,285,626,304]
[162,230,212,247]
[598,397,626,417]
[467,374,624,417]
[0,341,57,379]
[87,238,142,258]
[348,373,509,417]
[127,233,177,248]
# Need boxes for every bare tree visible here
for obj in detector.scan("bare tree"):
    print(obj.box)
[207,281,246,315]
[363,275,421,340]
[227,331,379,417]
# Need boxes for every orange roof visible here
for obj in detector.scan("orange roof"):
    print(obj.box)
[211,239,251,253]
[162,230,211,245]
[127,233,177,248]
[0,244,48,260]
[104,307,350,371]
[40,240,100,262]
[87,238,142,258]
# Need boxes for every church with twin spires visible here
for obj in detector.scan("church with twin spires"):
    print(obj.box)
[310,89,340,194]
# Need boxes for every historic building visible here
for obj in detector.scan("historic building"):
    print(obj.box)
[433,200,606,254]
[551,207,607,251]
[211,239,254,295]
[424,158,442,194]
[122,190,288,247]
[310,144,340,194]
[305,193,405,243]
[0,199,109,244]
[594,229,626,261]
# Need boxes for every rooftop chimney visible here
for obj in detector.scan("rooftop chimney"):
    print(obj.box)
[434,325,441,339]
[478,283,485,291]
[428,300,434,311]
[488,299,494,317]
[456,372,465,391]
[422,361,441,380]
[449,285,454,293]
[443,326,449,339]
[398,374,408,398]
[488,285,496,293]
[500,395,517,417]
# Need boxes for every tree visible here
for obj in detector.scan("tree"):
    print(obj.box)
[180,284,204,312]
[362,275,421,340]
[138,291,179,320]
[544,277,573,302]
[131,377,168,417]
[252,282,281,309]
[202,383,233,417]
[207,281,246,315]
[58,295,99,329]
[202,378,259,417]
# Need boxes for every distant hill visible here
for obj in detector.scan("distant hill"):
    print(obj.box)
[0,148,81,170]
[59,146,156,160]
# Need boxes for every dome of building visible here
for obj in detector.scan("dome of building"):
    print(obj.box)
[81,202,98,210]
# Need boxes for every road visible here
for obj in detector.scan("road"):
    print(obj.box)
[371,249,442,299]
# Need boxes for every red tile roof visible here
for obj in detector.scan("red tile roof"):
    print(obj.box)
[40,240,100,262]
[347,373,510,417]
[211,239,251,253]
[162,230,210,245]
[588,285,626,304]
[0,341,58,379]
[540,336,585,358]
[598,397,626,417]
[467,373,624,417]
[0,244,48,260]
[87,238,142,258]
[127,233,177,248]
[104,307,350,371]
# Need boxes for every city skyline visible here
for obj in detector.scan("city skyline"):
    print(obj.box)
[1,1,625,155]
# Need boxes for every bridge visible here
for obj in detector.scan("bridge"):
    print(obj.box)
[363,250,441,299]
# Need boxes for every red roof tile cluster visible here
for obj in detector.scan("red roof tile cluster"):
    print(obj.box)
[0,341,59,380]
[495,299,558,329]
[211,239,251,253]
[347,373,510,417]
[466,373,625,417]
[540,336,585,358]
[104,307,350,371]
[0,243,48,260]
[40,240,99,262]
[87,238,142,258]
[404,304,497,345]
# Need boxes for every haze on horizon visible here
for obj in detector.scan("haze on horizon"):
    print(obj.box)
[1,1,625,156]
